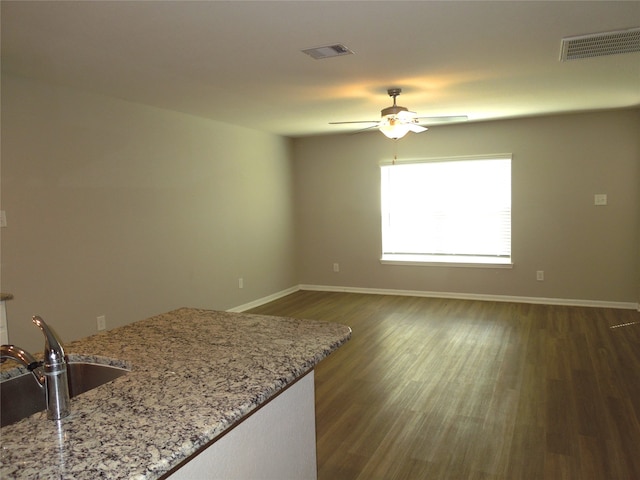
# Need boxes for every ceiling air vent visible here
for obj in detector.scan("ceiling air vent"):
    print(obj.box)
[560,27,640,61]
[301,44,354,60]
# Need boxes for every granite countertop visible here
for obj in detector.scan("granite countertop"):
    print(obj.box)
[0,307,351,479]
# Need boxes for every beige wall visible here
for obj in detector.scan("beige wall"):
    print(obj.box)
[1,75,297,352]
[1,74,638,352]
[293,109,640,305]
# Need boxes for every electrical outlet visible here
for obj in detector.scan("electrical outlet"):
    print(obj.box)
[0,210,6,228]
[238,277,244,289]
[594,194,607,206]
[333,263,340,273]
[536,271,544,281]
[97,315,106,331]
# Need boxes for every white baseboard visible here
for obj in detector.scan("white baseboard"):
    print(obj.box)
[229,284,638,312]
[228,286,301,313]
[298,284,639,310]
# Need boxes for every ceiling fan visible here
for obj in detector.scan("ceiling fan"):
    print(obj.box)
[330,88,467,139]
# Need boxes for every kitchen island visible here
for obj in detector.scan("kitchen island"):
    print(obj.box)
[0,307,351,479]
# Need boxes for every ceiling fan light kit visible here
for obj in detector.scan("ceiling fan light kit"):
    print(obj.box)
[380,121,411,139]
[379,114,428,140]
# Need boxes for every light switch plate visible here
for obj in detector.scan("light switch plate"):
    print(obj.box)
[0,210,6,227]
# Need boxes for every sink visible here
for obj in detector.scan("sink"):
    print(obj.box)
[0,362,129,427]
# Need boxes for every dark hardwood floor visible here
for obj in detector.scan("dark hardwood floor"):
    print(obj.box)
[249,291,640,480]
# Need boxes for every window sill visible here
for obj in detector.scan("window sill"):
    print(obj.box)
[380,254,513,269]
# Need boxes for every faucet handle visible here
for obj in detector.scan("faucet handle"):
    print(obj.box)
[32,315,66,366]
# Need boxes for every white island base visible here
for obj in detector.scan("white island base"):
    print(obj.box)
[167,370,317,480]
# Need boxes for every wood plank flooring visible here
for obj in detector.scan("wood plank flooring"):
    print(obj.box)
[248,291,640,480]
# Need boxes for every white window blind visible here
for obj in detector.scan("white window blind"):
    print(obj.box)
[381,156,512,265]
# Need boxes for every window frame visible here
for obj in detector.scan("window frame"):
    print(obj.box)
[380,154,513,269]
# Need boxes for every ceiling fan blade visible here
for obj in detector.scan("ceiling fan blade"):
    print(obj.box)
[329,120,380,125]
[350,124,381,135]
[397,110,417,120]
[415,115,469,125]
[407,123,428,133]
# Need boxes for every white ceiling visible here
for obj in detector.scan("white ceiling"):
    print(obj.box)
[2,1,639,137]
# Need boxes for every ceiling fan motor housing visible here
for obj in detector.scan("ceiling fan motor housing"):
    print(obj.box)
[381,105,409,117]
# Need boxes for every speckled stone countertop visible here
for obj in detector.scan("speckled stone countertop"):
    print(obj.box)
[0,308,351,479]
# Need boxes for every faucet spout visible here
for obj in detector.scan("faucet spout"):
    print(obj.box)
[0,344,45,386]
[32,316,66,367]
[31,316,71,421]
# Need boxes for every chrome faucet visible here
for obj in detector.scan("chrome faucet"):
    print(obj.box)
[32,316,71,420]
[0,316,71,421]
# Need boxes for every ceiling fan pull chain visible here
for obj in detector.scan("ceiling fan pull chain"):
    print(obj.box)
[393,140,398,165]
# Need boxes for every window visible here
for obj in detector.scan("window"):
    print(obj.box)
[380,155,512,267]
